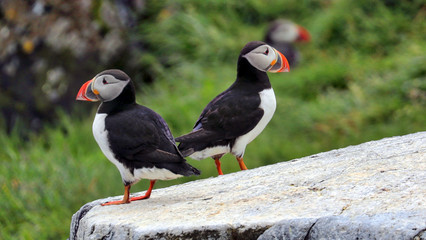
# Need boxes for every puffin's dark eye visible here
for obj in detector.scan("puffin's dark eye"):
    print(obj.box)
[264,48,269,55]
[102,78,108,84]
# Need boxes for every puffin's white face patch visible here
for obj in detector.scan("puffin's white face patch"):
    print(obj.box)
[92,74,129,102]
[270,22,299,42]
[243,45,278,72]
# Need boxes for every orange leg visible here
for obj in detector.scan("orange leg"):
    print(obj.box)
[214,158,224,175]
[236,157,248,170]
[102,185,131,206]
[130,180,156,201]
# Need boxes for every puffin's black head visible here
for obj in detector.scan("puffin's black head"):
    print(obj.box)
[76,69,133,102]
[239,41,290,73]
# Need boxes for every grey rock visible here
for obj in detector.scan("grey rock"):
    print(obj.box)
[259,211,426,240]
[69,132,426,240]
[308,211,426,240]
[258,218,317,240]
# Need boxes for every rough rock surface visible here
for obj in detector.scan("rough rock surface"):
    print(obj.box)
[69,132,426,240]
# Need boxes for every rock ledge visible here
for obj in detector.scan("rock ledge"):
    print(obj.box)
[70,132,426,240]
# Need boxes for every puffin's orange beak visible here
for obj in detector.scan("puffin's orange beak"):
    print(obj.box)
[268,48,290,73]
[296,25,311,42]
[76,79,99,102]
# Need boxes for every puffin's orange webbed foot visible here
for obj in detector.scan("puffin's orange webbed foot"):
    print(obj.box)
[129,180,156,202]
[101,199,130,206]
[237,157,248,171]
[101,185,131,206]
[214,158,224,175]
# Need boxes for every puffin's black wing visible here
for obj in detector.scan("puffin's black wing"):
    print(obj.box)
[105,105,184,164]
[176,89,264,144]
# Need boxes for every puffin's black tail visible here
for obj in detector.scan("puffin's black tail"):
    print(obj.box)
[175,129,213,157]
[176,161,201,176]
[158,160,200,176]
[176,142,195,158]
[186,162,201,176]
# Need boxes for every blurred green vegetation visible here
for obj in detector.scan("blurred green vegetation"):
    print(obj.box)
[1,0,425,239]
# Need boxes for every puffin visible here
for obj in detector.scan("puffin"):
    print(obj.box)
[175,41,290,175]
[264,19,310,68]
[76,69,200,205]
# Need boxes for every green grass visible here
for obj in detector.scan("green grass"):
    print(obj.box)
[1,0,425,239]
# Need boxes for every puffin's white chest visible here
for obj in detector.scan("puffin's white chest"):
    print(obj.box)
[92,113,132,182]
[232,88,276,157]
[93,114,114,161]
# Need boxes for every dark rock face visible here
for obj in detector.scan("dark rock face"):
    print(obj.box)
[259,212,426,240]
[69,132,426,240]
[0,0,145,134]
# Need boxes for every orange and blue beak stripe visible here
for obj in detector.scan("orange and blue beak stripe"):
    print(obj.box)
[266,48,290,73]
[76,78,99,102]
